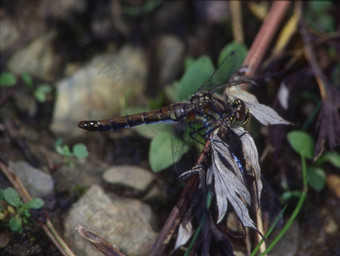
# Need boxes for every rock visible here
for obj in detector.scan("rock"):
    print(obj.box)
[0,231,10,248]
[0,18,21,52]
[156,35,185,85]
[51,45,147,136]
[143,186,166,203]
[193,1,230,23]
[64,184,157,256]
[326,174,340,198]
[103,166,154,192]
[269,221,299,256]
[7,31,62,82]
[9,161,54,198]
[40,0,87,19]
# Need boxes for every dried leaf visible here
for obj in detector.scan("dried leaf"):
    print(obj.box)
[314,87,340,160]
[226,87,292,126]
[174,220,193,251]
[277,82,289,110]
[272,5,300,56]
[233,127,263,201]
[207,131,256,229]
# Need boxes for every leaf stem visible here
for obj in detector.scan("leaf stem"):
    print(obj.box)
[259,154,308,255]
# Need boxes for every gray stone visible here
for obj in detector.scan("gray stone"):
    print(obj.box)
[40,0,87,19]
[9,161,54,198]
[64,184,157,256]
[269,221,299,256]
[51,45,147,136]
[103,166,154,192]
[156,35,185,85]
[7,31,62,82]
[0,18,21,52]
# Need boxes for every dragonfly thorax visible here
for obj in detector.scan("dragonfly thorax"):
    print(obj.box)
[187,92,249,130]
[187,92,227,123]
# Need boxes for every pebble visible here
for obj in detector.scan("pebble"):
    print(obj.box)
[9,161,54,198]
[103,165,154,192]
[64,184,157,256]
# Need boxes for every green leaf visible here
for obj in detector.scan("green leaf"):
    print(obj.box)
[184,57,195,70]
[9,216,22,232]
[21,72,33,87]
[62,145,72,157]
[287,131,315,159]
[4,187,22,207]
[306,1,335,32]
[135,123,170,139]
[307,166,326,192]
[24,209,31,218]
[0,72,17,87]
[165,83,179,102]
[27,198,44,209]
[34,84,52,103]
[218,42,248,66]
[149,131,189,172]
[55,145,64,156]
[54,138,63,146]
[0,189,4,200]
[177,56,215,100]
[281,190,302,202]
[72,143,89,158]
[310,1,332,10]
[318,151,340,168]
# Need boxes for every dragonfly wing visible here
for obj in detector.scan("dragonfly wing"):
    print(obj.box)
[197,50,244,93]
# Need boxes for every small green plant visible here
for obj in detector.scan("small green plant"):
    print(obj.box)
[251,130,313,255]
[0,71,52,103]
[21,72,52,103]
[0,72,17,86]
[0,187,44,233]
[305,1,336,33]
[54,138,89,167]
[286,130,340,193]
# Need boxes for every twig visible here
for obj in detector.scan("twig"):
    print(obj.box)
[243,1,291,79]
[300,8,330,100]
[230,1,244,44]
[76,225,126,256]
[148,141,211,256]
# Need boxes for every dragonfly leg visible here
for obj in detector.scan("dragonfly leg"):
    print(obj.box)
[187,122,207,146]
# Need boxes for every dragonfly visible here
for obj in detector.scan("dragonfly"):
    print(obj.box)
[78,51,251,138]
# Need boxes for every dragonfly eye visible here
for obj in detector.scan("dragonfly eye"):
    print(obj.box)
[229,99,249,128]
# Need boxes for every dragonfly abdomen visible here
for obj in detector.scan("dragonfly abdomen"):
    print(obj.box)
[78,102,190,132]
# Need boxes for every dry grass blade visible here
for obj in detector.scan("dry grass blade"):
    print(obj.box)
[76,225,126,256]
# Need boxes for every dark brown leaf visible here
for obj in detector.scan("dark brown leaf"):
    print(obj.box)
[314,86,340,160]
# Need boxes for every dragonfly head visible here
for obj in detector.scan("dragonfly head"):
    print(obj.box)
[228,99,249,128]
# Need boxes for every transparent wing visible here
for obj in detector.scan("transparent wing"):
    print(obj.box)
[197,50,244,93]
